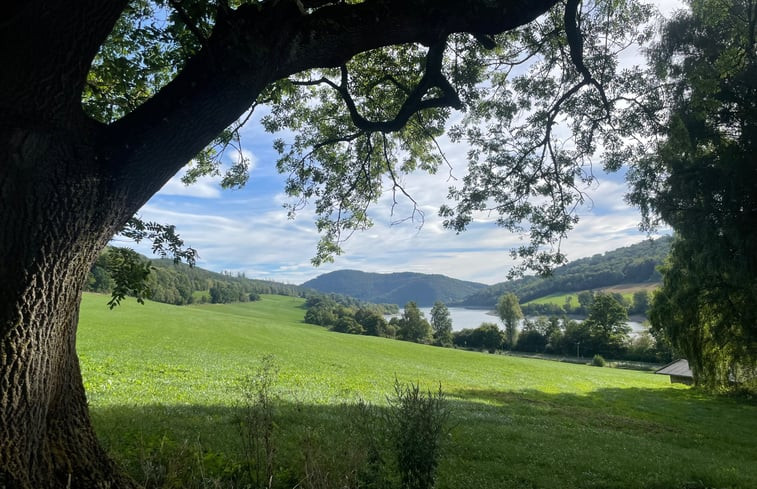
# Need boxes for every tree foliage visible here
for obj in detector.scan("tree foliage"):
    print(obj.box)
[102,248,153,308]
[453,322,503,353]
[628,0,757,389]
[131,0,655,272]
[430,301,453,347]
[397,301,433,344]
[440,0,655,275]
[583,292,630,357]
[630,290,650,316]
[303,296,396,338]
[497,292,523,349]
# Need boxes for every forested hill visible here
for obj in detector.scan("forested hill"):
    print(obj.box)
[148,258,304,304]
[456,236,673,308]
[86,251,304,305]
[301,270,488,307]
[85,250,398,312]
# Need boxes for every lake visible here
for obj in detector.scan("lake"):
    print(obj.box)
[417,307,499,332]
[400,307,647,334]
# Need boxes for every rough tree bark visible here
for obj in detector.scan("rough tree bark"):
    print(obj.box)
[0,132,136,488]
[0,1,558,487]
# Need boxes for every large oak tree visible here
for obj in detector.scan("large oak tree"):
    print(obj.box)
[0,0,653,486]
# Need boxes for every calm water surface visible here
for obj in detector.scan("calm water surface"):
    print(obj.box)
[408,307,646,334]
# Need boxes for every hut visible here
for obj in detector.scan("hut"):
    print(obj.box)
[655,359,694,385]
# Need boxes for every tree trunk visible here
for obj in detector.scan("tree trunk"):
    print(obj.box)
[0,2,565,486]
[0,128,136,488]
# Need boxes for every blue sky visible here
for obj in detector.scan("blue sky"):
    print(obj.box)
[121,1,681,286]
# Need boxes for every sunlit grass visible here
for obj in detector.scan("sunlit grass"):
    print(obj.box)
[523,283,660,309]
[78,293,757,488]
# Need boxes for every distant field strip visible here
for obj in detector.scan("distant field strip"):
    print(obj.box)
[523,283,659,307]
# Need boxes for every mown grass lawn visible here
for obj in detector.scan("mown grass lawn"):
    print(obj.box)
[78,293,757,488]
[523,284,659,309]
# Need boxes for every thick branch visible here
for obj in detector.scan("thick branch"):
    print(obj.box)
[282,0,559,73]
[0,0,129,122]
[564,0,610,113]
[105,0,559,214]
[333,41,461,133]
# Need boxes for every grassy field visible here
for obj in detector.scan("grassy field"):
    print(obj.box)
[78,293,757,489]
[523,283,660,308]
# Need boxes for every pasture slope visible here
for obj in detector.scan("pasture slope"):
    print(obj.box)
[522,283,659,308]
[78,293,757,489]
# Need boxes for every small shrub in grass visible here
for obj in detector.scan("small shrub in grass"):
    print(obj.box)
[298,426,341,489]
[137,436,238,489]
[385,379,449,489]
[296,401,393,489]
[346,400,393,489]
[592,354,607,367]
[237,355,279,489]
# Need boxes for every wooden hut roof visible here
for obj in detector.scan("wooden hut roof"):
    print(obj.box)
[655,359,693,378]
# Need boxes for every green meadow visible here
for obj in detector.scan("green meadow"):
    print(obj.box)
[523,283,661,309]
[78,293,757,488]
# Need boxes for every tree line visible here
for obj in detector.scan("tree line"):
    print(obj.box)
[453,292,670,363]
[84,248,400,310]
[304,291,671,364]
[85,248,301,305]
[304,295,418,339]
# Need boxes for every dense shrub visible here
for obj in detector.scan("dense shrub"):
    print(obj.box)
[331,316,366,335]
[592,354,607,367]
[516,329,548,353]
[453,323,503,352]
[385,380,449,489]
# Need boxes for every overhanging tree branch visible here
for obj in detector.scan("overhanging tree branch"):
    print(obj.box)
[103,0,558,216]
[0,0,129,119]
[326,41,462,133]
[564,0,611,114]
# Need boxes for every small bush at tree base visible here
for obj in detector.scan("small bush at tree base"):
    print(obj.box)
[385,379,449,489]
[592,354,607,367]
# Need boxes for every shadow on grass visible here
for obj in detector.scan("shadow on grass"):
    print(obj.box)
[90,385,757,489]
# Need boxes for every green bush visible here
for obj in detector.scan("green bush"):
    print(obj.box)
[385,379,449,489]
[237,355,278,489]
[592,354,607,367]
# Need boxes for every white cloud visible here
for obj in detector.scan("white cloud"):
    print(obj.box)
[658,0,685,16]
[158,174,221,199]
[157,145,261,199]
[133,147,658,286]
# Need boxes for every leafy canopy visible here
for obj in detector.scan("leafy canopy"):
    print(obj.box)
[584,291,630,356]
[85,0,656,276]
[627,0,757,389]
[430,301,453,347]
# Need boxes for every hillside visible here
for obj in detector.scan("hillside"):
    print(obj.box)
[457,236,672,308]
[301,269,488,307]
[86,250,395,312]
[86,249,305,306]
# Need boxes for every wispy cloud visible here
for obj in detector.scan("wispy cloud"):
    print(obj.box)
[158,174,222,199]
[129,154,660,286]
